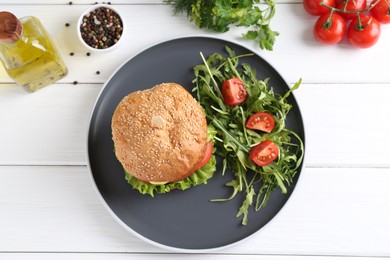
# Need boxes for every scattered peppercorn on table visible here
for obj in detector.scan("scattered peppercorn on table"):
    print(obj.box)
[1,1,390,259]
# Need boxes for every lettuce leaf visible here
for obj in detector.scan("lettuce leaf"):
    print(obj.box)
[124,154,216,197]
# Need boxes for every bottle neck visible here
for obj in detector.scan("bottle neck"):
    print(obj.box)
[0,12,23,44]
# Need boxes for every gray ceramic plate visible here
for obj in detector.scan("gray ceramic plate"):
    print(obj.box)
[87,36,305,252]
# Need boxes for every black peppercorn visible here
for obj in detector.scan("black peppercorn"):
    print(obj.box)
[70,52,74,56]
[86,52,91,56]
[79,7,123,49]
[65,23,70,27]
[96,71,100,75]
[73,81,78,85]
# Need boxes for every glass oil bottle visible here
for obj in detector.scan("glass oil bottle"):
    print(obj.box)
[0,11,68,92]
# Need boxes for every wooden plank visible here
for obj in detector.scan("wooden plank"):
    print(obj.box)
[0,0,309,5]
[295,83,390,167]
[1,83,389,167]
[0,0,165,4]
[0,84,101,165]
[0,5,389,84]
[1,253,389,260]
[1,1,389,259]
[0,166,390,256]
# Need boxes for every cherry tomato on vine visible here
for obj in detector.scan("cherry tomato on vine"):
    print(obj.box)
[347,15,381,48]
[336,0,367,20]
[221,77,247,106]
[250,140,279,167]
[314,13,346,44]
[370,0,390,24]
[304,0,336,15]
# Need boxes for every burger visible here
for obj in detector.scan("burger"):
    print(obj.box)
[111,83,216,196]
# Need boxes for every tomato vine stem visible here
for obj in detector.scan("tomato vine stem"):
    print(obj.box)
[319,0,380,30]
[324,9,335,29]
[385,0,390,13]
[320,0,381,14]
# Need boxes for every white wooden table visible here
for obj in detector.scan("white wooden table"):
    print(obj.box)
[1,1,390,259]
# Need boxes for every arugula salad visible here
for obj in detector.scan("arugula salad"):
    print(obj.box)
[192,46,304,225]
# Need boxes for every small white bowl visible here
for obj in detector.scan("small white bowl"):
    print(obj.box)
[77,4,125,53]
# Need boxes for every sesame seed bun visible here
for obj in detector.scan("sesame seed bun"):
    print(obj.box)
[111,83,208,184]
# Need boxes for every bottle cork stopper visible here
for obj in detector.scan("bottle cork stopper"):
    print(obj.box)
[0,11,22,44]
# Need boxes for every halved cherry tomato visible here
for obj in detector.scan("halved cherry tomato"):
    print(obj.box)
[221,77,247,106]
[303,0,336,16]
[250,140,279,166]
[246,112,275,133]
[194,142,213,170]
[370,0,390,24]
[336,0,367,20]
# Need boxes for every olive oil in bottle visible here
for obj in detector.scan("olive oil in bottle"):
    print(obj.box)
[0,11,68,92]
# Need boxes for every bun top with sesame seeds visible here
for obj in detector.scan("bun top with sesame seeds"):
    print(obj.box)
[111,83,208,184]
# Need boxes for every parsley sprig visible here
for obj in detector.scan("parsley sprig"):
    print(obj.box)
[164,0,279,50]
[192,46,304,225]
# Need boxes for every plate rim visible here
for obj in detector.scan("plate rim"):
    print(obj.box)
[86,34,306,253]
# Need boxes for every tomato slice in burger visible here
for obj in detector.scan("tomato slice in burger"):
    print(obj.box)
[195,142,213,170]
[221,77,247,106]
[250,140,279,166]
[246,112,275,133]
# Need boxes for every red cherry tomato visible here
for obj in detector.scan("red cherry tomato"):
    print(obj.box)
[246,112,275,133]
[194,142,213,170]
[304,0,336,15]
[250,140,279,167]
[313,13,346,44]
[370,0,390,24]
[347,15,381,48]
[221,77,247,106]
[336,0,367,20]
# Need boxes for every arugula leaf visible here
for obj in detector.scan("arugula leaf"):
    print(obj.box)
[164,0,278,50]
[236,186,255,225]
[193,46,304,225]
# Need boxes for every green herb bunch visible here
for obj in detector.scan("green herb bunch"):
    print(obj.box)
[164,0,279,50]
[192,46,304,225]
